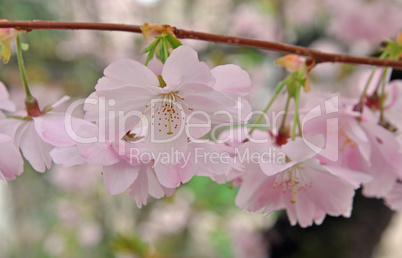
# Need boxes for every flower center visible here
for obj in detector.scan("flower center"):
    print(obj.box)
[273,165,312,203]
[149,91,186,137]
[339,129,356,152]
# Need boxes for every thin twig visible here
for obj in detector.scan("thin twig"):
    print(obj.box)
[1,20,402,69]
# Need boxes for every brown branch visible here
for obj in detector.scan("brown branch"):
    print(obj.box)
[0,20,142,33]
[1,20,402,70]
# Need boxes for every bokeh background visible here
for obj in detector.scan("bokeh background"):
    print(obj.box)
[0,0,402,257]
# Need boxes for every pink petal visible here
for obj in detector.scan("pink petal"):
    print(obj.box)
[103,161,139,195]
[245,142,292,176]
[96,85,158,114]
[0,134,23,183]
[293,190,317,227]
[211,64,251,96]
[0,118,23,140]
[235,163,267,209]
[74,123,121,165]
[179,84,241,123]
[153,163,188,188]
[96,59,159,90]
[34,113,91,147]
[128,166,149,208]
[344,118,370,162]
[282,136,324,162]
[305,168,355,218]
[50,146,86,167]
[162,46,215,90]
[19,122,53,172]
[362,169,397,198]
[147,168,174,198]
[319,163,372,188]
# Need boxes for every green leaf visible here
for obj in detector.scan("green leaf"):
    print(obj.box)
[166,34,182,49]
[144,44,156,66]
[158,37,169,63]
[386,42,402,60]
[142,38,161,65]
[20,42,29,51]
[110,234,148,257]
[142,37,160,54]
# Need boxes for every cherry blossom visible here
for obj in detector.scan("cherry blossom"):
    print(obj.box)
[84,45,250,148]
[0,93,81,172]
[78,45,251,190]
[235,136,370,227]
[301,89,402,198]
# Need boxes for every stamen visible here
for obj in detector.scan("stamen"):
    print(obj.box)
[273,165,312,204]
[291,178,296,203]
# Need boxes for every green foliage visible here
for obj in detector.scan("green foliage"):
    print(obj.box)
[385,41,402,60]
[186,177,237,215]
[142,35,182,65]
[110,234,149,257]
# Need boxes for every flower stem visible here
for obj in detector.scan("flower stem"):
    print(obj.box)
[280,95,291,130]
[359,67,377,104]
[249,78,288,135]
[16,35,42,117]
[358,51,388,104]
[16,35,32,100]
[292,86,301,140]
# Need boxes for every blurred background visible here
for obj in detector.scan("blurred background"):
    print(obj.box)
[0,0,401,257]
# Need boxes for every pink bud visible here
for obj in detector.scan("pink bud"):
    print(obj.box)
[140,23,175,42]
[275,54,306,73]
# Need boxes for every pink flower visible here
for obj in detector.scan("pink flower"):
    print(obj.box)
[103,161,175,208]
[50,122,175,206]
[275,55,307,73]
[0,117,54,172]
[302,92,402,198]
[235,136,370,227]
[0,95,81,172]
[0,134,24,184]
[81,45,251,188]
[377,80,402,130]
[84,45,250,152]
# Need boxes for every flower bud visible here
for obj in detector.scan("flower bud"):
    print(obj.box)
[275,54,305,73]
